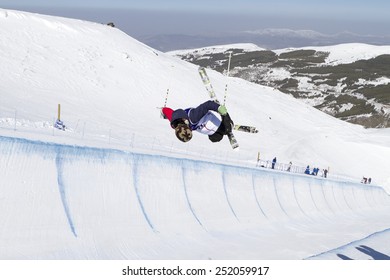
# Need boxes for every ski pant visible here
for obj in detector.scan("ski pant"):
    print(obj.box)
[208,113,233,142]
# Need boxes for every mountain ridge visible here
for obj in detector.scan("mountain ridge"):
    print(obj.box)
[139,28,390,52]
[170,43,390,128]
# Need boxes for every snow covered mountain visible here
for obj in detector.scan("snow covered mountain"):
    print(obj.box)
[140,28,390,52]
[170,43,390,128]
[1,9,390,260]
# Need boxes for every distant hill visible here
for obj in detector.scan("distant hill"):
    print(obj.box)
[170,43,390,128]
[139,29,390,52]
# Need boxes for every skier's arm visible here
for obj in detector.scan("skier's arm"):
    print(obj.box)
[188,100,220,123]
[162,107,173,121]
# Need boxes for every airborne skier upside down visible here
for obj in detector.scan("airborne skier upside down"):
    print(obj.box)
[161,100,234,144]
[160,66,257,149]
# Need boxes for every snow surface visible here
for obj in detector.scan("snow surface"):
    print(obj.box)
[1,9,390,260]
[274,43,390,65]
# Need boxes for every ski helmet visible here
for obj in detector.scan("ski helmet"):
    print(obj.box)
[175,123,192,142]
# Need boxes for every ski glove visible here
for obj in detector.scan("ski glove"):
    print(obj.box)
[218,105,228,116]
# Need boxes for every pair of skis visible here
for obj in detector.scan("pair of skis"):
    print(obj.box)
[198,66,258,149]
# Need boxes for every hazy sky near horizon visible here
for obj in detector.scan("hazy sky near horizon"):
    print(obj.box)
[2,0,390,36]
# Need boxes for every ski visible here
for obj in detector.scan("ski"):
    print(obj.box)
[198,66,217,101]
[234,125,258,133]
[227,132,239,149]
[198,66,239,149]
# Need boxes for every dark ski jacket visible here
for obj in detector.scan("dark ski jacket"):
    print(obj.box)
[163,100,220,129]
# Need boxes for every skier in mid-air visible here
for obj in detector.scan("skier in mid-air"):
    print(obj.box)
[161,100,234,143]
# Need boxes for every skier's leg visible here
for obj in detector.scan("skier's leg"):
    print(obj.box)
[209,117,225,142]
[222,113,234,134]
[209,132,223,142]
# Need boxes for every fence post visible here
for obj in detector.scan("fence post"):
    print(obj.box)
[52,117,55,136]
[82,121,86,138]
[14,110,17,131]
[130,132,135,148]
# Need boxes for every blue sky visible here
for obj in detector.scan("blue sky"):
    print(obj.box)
[2,0,390,36]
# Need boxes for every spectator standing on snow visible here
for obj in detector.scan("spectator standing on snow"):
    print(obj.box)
[272,157,277,169]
